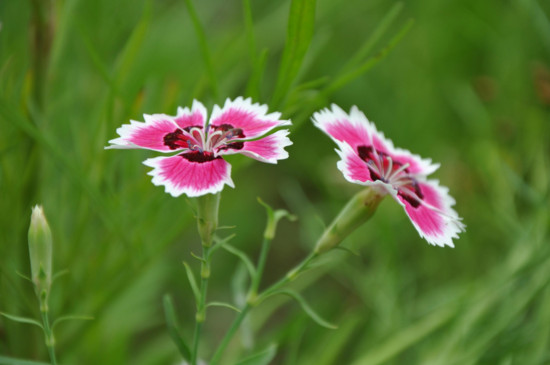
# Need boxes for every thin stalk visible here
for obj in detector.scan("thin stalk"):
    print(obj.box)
[191,245,211,365]
[39,297,57,365]
[248,237,271,301]
[209,305,251,365]
[191,194,220,364]
[256,251,318,302]
[210,251,318,365]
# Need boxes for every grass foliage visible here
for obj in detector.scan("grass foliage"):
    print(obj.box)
[1,0,550,364]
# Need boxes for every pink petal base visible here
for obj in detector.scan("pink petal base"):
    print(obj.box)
[336,141,374,183]
[143,155,234,197]
[395,180,465,247]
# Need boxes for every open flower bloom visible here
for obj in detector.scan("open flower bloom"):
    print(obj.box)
[312,105,465,247]
[107,97,292,197]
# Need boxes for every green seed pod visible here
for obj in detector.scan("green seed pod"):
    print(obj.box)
[28,205,53,295]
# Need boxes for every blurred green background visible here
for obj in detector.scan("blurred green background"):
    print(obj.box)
[1,0,549,364]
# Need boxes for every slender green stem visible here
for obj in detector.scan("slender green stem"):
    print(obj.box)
[248,237,271,301]
[256,251,318,303]
[191,194,220,364]
[210,251,318,364]
[209,305,251,365]
[191,239,213,365]
[39,297,57,365]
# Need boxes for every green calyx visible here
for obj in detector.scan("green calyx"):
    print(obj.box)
[314,187,384,254]
[196,193,221,247]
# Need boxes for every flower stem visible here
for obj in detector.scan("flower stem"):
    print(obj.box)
[209,187,383,363]
[191,193,220,364]
[39,295,57,365]
[209,251,318,365]
[247,236,271,302]
[209,305,250,365]
[191,245,211,365]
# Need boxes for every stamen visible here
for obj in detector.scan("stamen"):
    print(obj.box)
[384,156,393,181]
[366,160,383,180]
[387,162,411,183]
[368,133,383,174]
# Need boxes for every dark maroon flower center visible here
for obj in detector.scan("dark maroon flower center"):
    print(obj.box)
[164,129,189,150]
[357,145,424,208]
[163,124,246,154]
[180,151,219,163]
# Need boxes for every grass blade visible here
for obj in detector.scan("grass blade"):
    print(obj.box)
[163,294,192,361]
[324,18,414,95]
[184,0,219,100]
[0,355,50,365]
[350,307,455,365]
[341,2,404,72]
[271,0,317,107]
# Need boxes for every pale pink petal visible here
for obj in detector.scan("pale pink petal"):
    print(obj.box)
[394,180,465,247]
[209,97,291,139]
[390,148,440,176]
[312,104,392,153]
[106,115,185,152]
[217,130,292,164]
[143,155,234,197]
[174,100,208,129]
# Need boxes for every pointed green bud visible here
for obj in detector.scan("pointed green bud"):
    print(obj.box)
[314,188,384,254]
[196,193,220,247]
[28,205,53,295]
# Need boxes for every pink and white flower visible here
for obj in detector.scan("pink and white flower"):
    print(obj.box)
[107,97,292,197]
[312,104,465,247]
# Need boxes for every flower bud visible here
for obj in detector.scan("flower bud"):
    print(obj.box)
[28,205,53,294]
[314,188,384,254]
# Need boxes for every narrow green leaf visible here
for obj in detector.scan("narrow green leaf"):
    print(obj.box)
[15,271,32,282]
[293,76,330,93]
[77,27,116,91]
[242,0,257,63]
[163,294,192,362]
[235,344,278,365]
[183,262,201,305]
[113,0,152,88]
[206,301,242,313]
[270,289,337,329]
[184,0,219,99]
[222,243,257,279]
[51,315,94,330]
[190,252,206,263]
[333,246,360,257]
[0,355,50,365]
[245,48,268,101]
[324,18,414,96]
[271,0,317,107]
[0,312,43,329]
[51,269,69,283]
